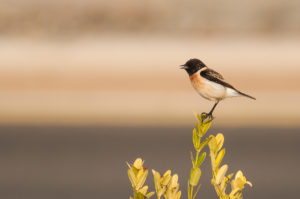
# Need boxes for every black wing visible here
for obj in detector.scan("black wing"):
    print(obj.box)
[200,68,235,89]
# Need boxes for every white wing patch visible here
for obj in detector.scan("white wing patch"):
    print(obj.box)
[225,88,241,97]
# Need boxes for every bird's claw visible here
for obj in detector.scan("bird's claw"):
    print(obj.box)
[201,112,214,122]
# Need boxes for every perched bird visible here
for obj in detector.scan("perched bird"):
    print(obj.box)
[180,58,255,118]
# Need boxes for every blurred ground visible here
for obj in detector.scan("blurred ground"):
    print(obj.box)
[0,126,299,199]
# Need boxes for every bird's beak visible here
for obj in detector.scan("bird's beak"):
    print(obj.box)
[180,64,187,69]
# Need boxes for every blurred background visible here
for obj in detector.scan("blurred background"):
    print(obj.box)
[0,0,299,198]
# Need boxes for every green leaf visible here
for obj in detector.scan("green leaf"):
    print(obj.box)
[201,120,211,136]
[220,176,227,193]
[190,151,195,167]
[196,114,203,125]
[161,174,171,186]
[198,137,211,152]
[208,135,218,154]
[136,169,148,190]
[193,129,199,149]
[188,181,191,199]
[215,164,228,185]
[196,152,206,167]
[158,187,166,198]
[131,166,139,176]
[227,173,234,180]
[135,192,146,199]
[146,192,155,198]
[192,184,201,199]
[216,133,224,151]
[152,170,161,194]
[189,168,201,186]
[128,169,137,188]
[196,123,202,136]
[215,149,225,169]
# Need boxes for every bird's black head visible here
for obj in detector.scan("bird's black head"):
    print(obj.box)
[180,58,207,75]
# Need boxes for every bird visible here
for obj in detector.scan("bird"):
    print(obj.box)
[180,58,255,118]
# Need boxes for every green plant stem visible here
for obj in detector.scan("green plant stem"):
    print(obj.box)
[190,186,194,198]
[213,183,224,199]
[134,191,137,199]
[189,150,199,199]
[195,150,200,165]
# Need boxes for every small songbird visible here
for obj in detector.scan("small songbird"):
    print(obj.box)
[180,58,255,118]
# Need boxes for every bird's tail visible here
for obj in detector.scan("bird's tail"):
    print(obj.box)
[237,90,256,100]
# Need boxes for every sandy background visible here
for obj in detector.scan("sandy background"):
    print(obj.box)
[1,36,300,126]
[1,0,300,126]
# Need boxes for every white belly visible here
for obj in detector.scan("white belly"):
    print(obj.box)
[189,72,240,101]
[194,79,227,101]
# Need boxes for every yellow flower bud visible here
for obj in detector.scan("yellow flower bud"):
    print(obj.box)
[163,170,171,177]
[231,170,252,193]
[170,174,179,188]
[162,174,171,186]
[133,158,144,170]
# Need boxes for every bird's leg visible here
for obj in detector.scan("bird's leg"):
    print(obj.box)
[202,101,219,120]
[208,101,219,116]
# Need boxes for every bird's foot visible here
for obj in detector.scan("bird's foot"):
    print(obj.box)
[201,112,214,122]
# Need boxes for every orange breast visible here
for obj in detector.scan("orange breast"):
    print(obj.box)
[189,73,204,90]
